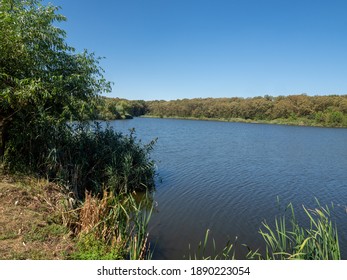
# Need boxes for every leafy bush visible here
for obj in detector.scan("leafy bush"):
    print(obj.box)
[4,119,156,197]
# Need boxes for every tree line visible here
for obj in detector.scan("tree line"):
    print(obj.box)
[98,94,347,127]
[143,95,347,127]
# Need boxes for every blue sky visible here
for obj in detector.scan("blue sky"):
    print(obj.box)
[49,0,347,101]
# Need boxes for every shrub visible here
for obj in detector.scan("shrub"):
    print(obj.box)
[3,120,156,198]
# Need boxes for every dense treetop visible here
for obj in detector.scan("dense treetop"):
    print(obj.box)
[0,0,111,156]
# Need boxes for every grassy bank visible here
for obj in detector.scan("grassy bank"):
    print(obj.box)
[0,174,153,260]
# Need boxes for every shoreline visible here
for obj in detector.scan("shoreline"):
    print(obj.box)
[139,115,347,129]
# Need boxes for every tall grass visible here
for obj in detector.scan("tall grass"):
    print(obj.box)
[70,190,153,260]
[191,201,341,260]
[248,202,340,260]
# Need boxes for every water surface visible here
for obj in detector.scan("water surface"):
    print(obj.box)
[111,117,347,259]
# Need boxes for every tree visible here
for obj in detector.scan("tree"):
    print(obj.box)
[116,100,131,117]
[0,0,111,158]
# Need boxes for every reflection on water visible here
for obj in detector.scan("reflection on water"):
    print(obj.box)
[110,117,347,259]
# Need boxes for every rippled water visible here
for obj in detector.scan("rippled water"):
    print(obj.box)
[110,117,347,259]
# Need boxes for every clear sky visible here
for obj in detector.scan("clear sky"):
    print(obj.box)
[49,0,347,101]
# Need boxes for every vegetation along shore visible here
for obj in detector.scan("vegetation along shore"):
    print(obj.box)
[1,0,155,259]
[98,95,347,128]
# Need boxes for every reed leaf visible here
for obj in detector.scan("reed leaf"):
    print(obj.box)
[255,202,340,260]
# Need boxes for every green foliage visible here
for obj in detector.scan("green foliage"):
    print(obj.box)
[61,123,156,196]
[71,233,125,260]
[4,120,156,197]
[325,110,344,125]
[94,97,148,120]
[144,95,347,127]
[0,0,111,157]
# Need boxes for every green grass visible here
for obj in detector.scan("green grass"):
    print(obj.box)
[24,224,69,243]
[0,231,18,241]
[70,233,125,260]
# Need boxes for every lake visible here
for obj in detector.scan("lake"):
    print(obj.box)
[110,117,347,259]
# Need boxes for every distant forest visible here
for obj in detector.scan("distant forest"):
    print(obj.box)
[98,95,347,127]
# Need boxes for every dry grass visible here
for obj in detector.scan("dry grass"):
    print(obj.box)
[0,175,75,259]
[70,190,152,260]
[78,191,109,235]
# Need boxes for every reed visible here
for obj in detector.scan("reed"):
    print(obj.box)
[191,201,340,260]
[70,190,153,260]
[188,229,236,260]
[247,201,340,260]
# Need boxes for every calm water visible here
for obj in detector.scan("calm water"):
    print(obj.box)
[110,117,347,259]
